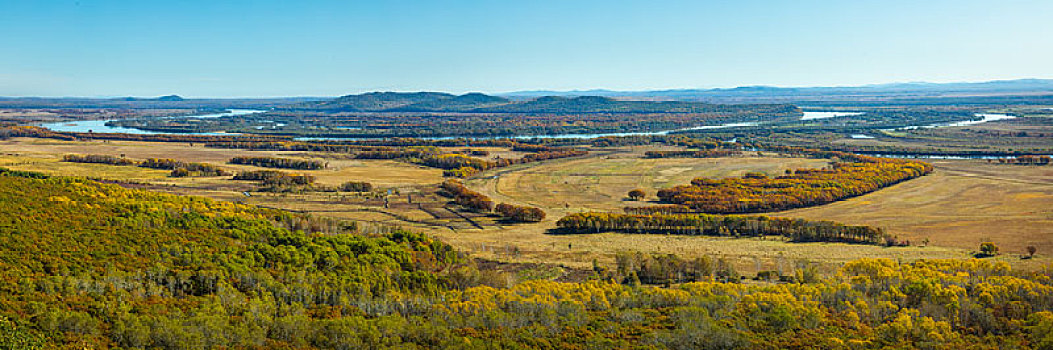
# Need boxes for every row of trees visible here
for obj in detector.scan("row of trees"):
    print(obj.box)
[440,180,546,223]
[63,154,230,177]
[556,212,888,244]
[440,179,494,212]
[996,155,1051,165]
[61,154,136,166]
[140,158,231,177]
[494,203,546,222]
[229,156,325,170]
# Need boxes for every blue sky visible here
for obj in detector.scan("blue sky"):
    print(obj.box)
[1,0,1051,97]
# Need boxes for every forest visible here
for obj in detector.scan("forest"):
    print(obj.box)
[654,155,933,213]
[0,169,1051,349]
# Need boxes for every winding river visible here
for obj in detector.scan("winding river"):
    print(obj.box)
[36,110,1022,158]
[39,109,266,135]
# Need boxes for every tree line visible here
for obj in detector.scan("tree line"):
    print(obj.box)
[996,155,1051,165]
[140,158,231,177]
[229,156,325,170]
[644,149,739,158]
[61,154,136,166]
[495,203,546,222]
[63,154,230,177]
[556,212,888,244]
[439,179,494,213]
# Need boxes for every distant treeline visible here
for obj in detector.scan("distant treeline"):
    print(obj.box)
[115,95,799,139]
[229,156,325,170]
[996,155,1051,165]
[556,212,887,245]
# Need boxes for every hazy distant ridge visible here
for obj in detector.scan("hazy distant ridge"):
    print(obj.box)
[501,79,1053,103]
[281,92,796,113]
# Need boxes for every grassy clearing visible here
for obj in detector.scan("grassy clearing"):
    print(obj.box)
[465,146,829,212]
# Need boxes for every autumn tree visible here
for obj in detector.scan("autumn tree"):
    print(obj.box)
[628,189,646,201]
[979,242,999,257]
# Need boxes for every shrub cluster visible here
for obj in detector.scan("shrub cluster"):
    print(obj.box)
[339,181,373,192]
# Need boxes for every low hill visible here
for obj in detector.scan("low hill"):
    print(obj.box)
[472,95,759,113]
[301,91,455,111]
[386,92,510,111]
[283,91,798,113]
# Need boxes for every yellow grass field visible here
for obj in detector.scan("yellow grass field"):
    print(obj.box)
[776,159,1053,256]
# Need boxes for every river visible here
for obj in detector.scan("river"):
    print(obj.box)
[39,109,266,135]
[800,111,863,120]
[38,109,1018,153]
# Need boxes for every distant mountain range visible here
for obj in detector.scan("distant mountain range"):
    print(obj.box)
[3,79,1051,110]
[294,92,511,112]
[279,92,794,114]
[501,79,1053,104]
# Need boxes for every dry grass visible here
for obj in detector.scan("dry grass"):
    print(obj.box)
[776,160,1053,257]
[466,147,828,212]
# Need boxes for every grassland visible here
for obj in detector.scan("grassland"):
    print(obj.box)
[777,159,1053,256]
[2,137,1049,276]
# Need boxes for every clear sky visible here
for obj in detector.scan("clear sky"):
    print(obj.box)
[1,0,1051,97]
